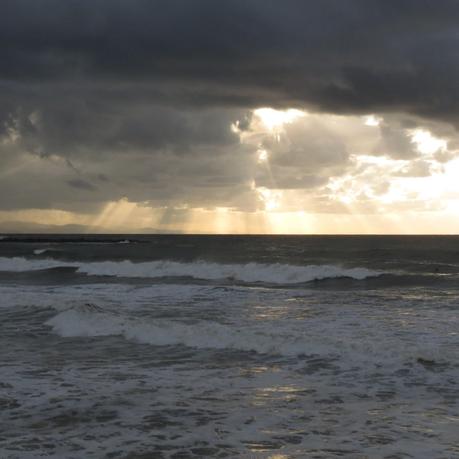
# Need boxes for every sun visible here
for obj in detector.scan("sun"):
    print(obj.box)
[254,107,305,131]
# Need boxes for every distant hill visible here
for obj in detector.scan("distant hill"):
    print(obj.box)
[0,221,184,234]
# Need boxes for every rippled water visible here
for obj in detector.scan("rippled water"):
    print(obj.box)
[0,235,458,458]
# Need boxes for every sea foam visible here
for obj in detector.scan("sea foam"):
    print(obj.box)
[46,304,455,365]
[0,257,72,271]
[46,305,321,356]
[77,260,380,283]
[0,257,381,284]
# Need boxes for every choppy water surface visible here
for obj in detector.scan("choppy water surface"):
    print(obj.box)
[0,235,458,458]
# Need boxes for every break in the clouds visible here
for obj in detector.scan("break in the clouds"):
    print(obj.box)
[2,0,459,233]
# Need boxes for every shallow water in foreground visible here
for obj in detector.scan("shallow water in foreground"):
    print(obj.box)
[0,235,458,458]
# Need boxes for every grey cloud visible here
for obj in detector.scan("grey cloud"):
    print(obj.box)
[1,1,459,122]
[254,116,351,190]
[394,160,434,178]
[2,0,459,217]
[67,178,97,191]
[268,120,349,169]
[255,170,328,190]
[0,95,255,210]
[373,121,417,159]
[0,125,258,212]
[1,94,243,159]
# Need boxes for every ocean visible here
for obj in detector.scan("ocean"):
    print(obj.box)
[0,234,458,459]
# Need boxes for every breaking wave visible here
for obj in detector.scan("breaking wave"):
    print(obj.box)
[0,257,73,271]
[78,260,380,283]
[46,304,323,356]
[0,257,381,284]
[46,304,453,364]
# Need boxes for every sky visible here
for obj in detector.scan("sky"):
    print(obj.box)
[1,0,459,234]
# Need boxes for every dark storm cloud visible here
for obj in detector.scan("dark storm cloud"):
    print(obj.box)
[1,0,459,120]
[2,0,459,216]
[0,88,242,158]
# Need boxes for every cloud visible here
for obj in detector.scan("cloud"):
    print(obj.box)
[394,160,435,178]
[373,121,418,159]
[2,1,459,231]
[1,1,459,120]
[67,178,97,191]
[2,100,458,217]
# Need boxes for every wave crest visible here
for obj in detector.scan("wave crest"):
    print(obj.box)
[46,306,309,355]
[46,305,454,364]
[0,257,72,271]
[0,257,381,284]
[77,260,379,284]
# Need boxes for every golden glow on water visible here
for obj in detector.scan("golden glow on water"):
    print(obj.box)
[252,385,306,408]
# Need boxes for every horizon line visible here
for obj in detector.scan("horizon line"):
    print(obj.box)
[2,233,459,237]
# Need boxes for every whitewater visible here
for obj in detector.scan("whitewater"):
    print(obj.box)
[0,256,380,284]
[0,234,458,459]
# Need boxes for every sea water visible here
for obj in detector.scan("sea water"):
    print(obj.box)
[0,235,458,458]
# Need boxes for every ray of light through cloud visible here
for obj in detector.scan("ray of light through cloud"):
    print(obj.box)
[1,2,459,234]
